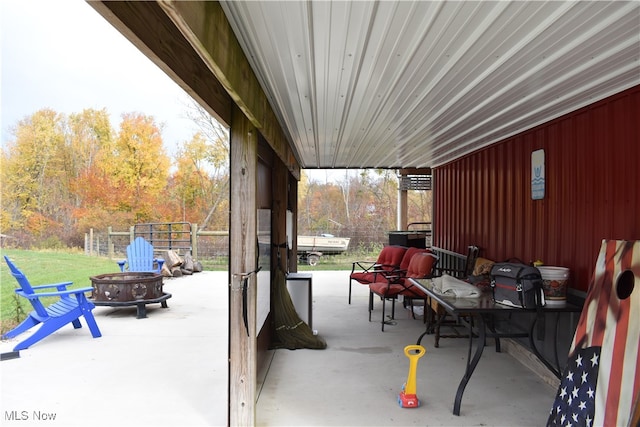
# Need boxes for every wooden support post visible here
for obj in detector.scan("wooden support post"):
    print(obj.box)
[288,178,299,273]
[228,105,258,426]
[398,186,408,230]
[272,160,288,272]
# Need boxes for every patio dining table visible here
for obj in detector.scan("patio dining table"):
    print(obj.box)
[408,278,582,416]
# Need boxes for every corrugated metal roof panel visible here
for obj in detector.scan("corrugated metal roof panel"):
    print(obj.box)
[221,0,639,169]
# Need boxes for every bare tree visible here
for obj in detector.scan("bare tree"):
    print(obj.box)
[182,100,230,230]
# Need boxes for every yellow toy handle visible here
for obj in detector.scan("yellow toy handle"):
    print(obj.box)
[404,345,426,395]
[404,344,426,359]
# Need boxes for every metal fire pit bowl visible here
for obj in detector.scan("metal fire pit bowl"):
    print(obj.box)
[90,272,171,319]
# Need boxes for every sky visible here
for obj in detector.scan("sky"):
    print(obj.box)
[1,0,199,155]
[0,0,343,182]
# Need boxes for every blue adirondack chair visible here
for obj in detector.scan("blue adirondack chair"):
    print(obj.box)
[117,237,165,273]
[2,256,102,351]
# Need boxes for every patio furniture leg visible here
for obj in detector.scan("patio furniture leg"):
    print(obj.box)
[136,303,147,319]
[528,312,563,379]
[453,313,486,416]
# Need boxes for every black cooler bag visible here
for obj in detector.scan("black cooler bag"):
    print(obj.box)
[490,262,545,309]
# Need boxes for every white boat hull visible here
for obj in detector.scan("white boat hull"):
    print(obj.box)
[297,236,350,254]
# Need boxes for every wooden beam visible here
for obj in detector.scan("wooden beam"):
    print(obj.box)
[399,168,432,176]
[158,0,300,180]
[90,1,300,178]
[89,1,233,126]
[228,104,258,426]
[272,157,288,273]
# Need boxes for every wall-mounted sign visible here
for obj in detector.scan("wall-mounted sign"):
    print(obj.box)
[531,149,545,200]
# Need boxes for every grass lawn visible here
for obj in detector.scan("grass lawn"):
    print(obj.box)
[296,250,376,271]
[0,249,119,334]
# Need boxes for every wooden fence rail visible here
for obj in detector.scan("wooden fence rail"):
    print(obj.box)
[85,223,229,261]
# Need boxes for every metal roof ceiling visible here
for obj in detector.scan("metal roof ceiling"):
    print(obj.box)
[220,0,639,169]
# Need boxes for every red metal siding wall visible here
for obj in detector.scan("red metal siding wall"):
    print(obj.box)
[433,85,640,292]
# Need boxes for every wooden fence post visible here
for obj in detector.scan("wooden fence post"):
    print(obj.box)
[107,226,113,259]
[192,223,198,260]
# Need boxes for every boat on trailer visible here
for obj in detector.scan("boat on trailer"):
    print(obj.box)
[297,234,350,265]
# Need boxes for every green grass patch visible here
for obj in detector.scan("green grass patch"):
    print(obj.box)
[296,250,378,271]
[199,257,229,271]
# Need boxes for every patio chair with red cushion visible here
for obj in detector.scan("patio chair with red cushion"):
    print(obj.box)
[400,252,442,318]
[368,252,438,331]
[373,246,431,300]
[348,245,408,304]
[396,246,430,276]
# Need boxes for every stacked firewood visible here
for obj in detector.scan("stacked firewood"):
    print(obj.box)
[161,250,203,277]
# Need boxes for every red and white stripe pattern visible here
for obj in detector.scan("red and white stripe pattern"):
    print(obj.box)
[549,240,640,426]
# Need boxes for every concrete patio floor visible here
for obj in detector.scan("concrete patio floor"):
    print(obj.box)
[1,270,558,426]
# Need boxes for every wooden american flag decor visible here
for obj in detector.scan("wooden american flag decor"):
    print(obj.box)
[548,240,640,426]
